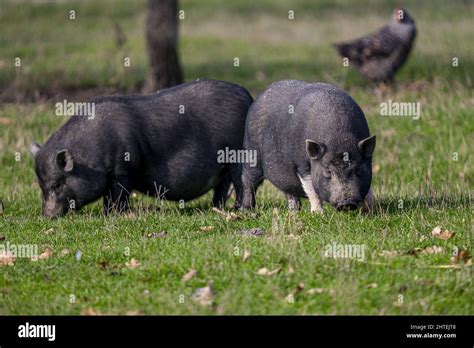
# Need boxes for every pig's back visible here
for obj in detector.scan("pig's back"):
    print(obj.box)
[89,79,252,157]
[141,79,252,158]
[246,80,370,152]
[92,79,252,139]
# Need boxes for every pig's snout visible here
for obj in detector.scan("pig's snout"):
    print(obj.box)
[42,198,67,218]
[336,201,360,211]
[42,207,66,218]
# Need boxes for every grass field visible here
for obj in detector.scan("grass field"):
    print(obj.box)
[0,0,472,315]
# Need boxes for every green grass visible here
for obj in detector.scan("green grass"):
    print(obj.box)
[0,0,472,315]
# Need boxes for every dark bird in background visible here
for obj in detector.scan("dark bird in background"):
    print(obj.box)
[334,8,416,84]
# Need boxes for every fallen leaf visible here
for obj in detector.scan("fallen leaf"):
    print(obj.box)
[212,207,241,221]
[125,258,140,269]
[199,226,214,232]
[421,246,444,255]
[191,285,214,306]
[181,268,197,282]
[31,247,53,261]
[60,248,70,256]
[406,245,444,256]
[236,228,265,237]
[451,248,472,265]
[372,164,381,173]
[307,288,325,295]
[242,250,251,262]
[379,250,399,257]
[226,212,241,221]
[145,231,167,239]
[80,307,102,316]
[431,226,455,241]
[0,250,15,266]
[43,228,55,235]
[97,260,111,269]
[291,282,305,295]
[397,285,408,293]
[405,248,423,256]
[257,267,281,276]
[366,282,378,289]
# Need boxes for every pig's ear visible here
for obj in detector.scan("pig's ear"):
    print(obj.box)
[358,135,376,157]
[56,149,74,172]
[305,139,326,160]
[30,142,42,158]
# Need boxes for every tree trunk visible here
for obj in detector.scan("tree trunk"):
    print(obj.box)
[144,0,183,92]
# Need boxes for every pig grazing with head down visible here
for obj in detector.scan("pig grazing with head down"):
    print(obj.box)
[241,80,376,212]
[31,80,253,217]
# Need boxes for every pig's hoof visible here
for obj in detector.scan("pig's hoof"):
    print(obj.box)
[361,205,374,214]
[361,201,375,214]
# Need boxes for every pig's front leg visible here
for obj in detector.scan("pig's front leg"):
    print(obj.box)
[362,188,374,213]
[103,179,131,214]
[297,174,323,213]
[285,193,300,211]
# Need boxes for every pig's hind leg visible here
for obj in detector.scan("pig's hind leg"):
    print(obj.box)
[103,178,131,215]
[212,175,232,208]
[228,163,246,209]
[241,162,264,210]
[285,193,300,211]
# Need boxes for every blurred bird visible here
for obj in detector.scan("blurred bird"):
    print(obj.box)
[334,8,416,84]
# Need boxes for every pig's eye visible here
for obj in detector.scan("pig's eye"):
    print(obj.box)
[51,182,62,193]
[323,169,332,178]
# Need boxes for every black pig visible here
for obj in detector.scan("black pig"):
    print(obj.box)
[30,80,253,217]
[241,80,375,212]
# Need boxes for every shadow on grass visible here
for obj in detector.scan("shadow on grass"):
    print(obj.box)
[30,192,469,221]
[124,193,471,218]
[374,195,471,215]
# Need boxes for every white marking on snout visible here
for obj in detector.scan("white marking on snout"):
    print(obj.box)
[362,188,374,213]
[297,174,323,213]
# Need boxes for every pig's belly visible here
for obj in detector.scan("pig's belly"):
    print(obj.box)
[264,161,306,197]
[137,165,223,201]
